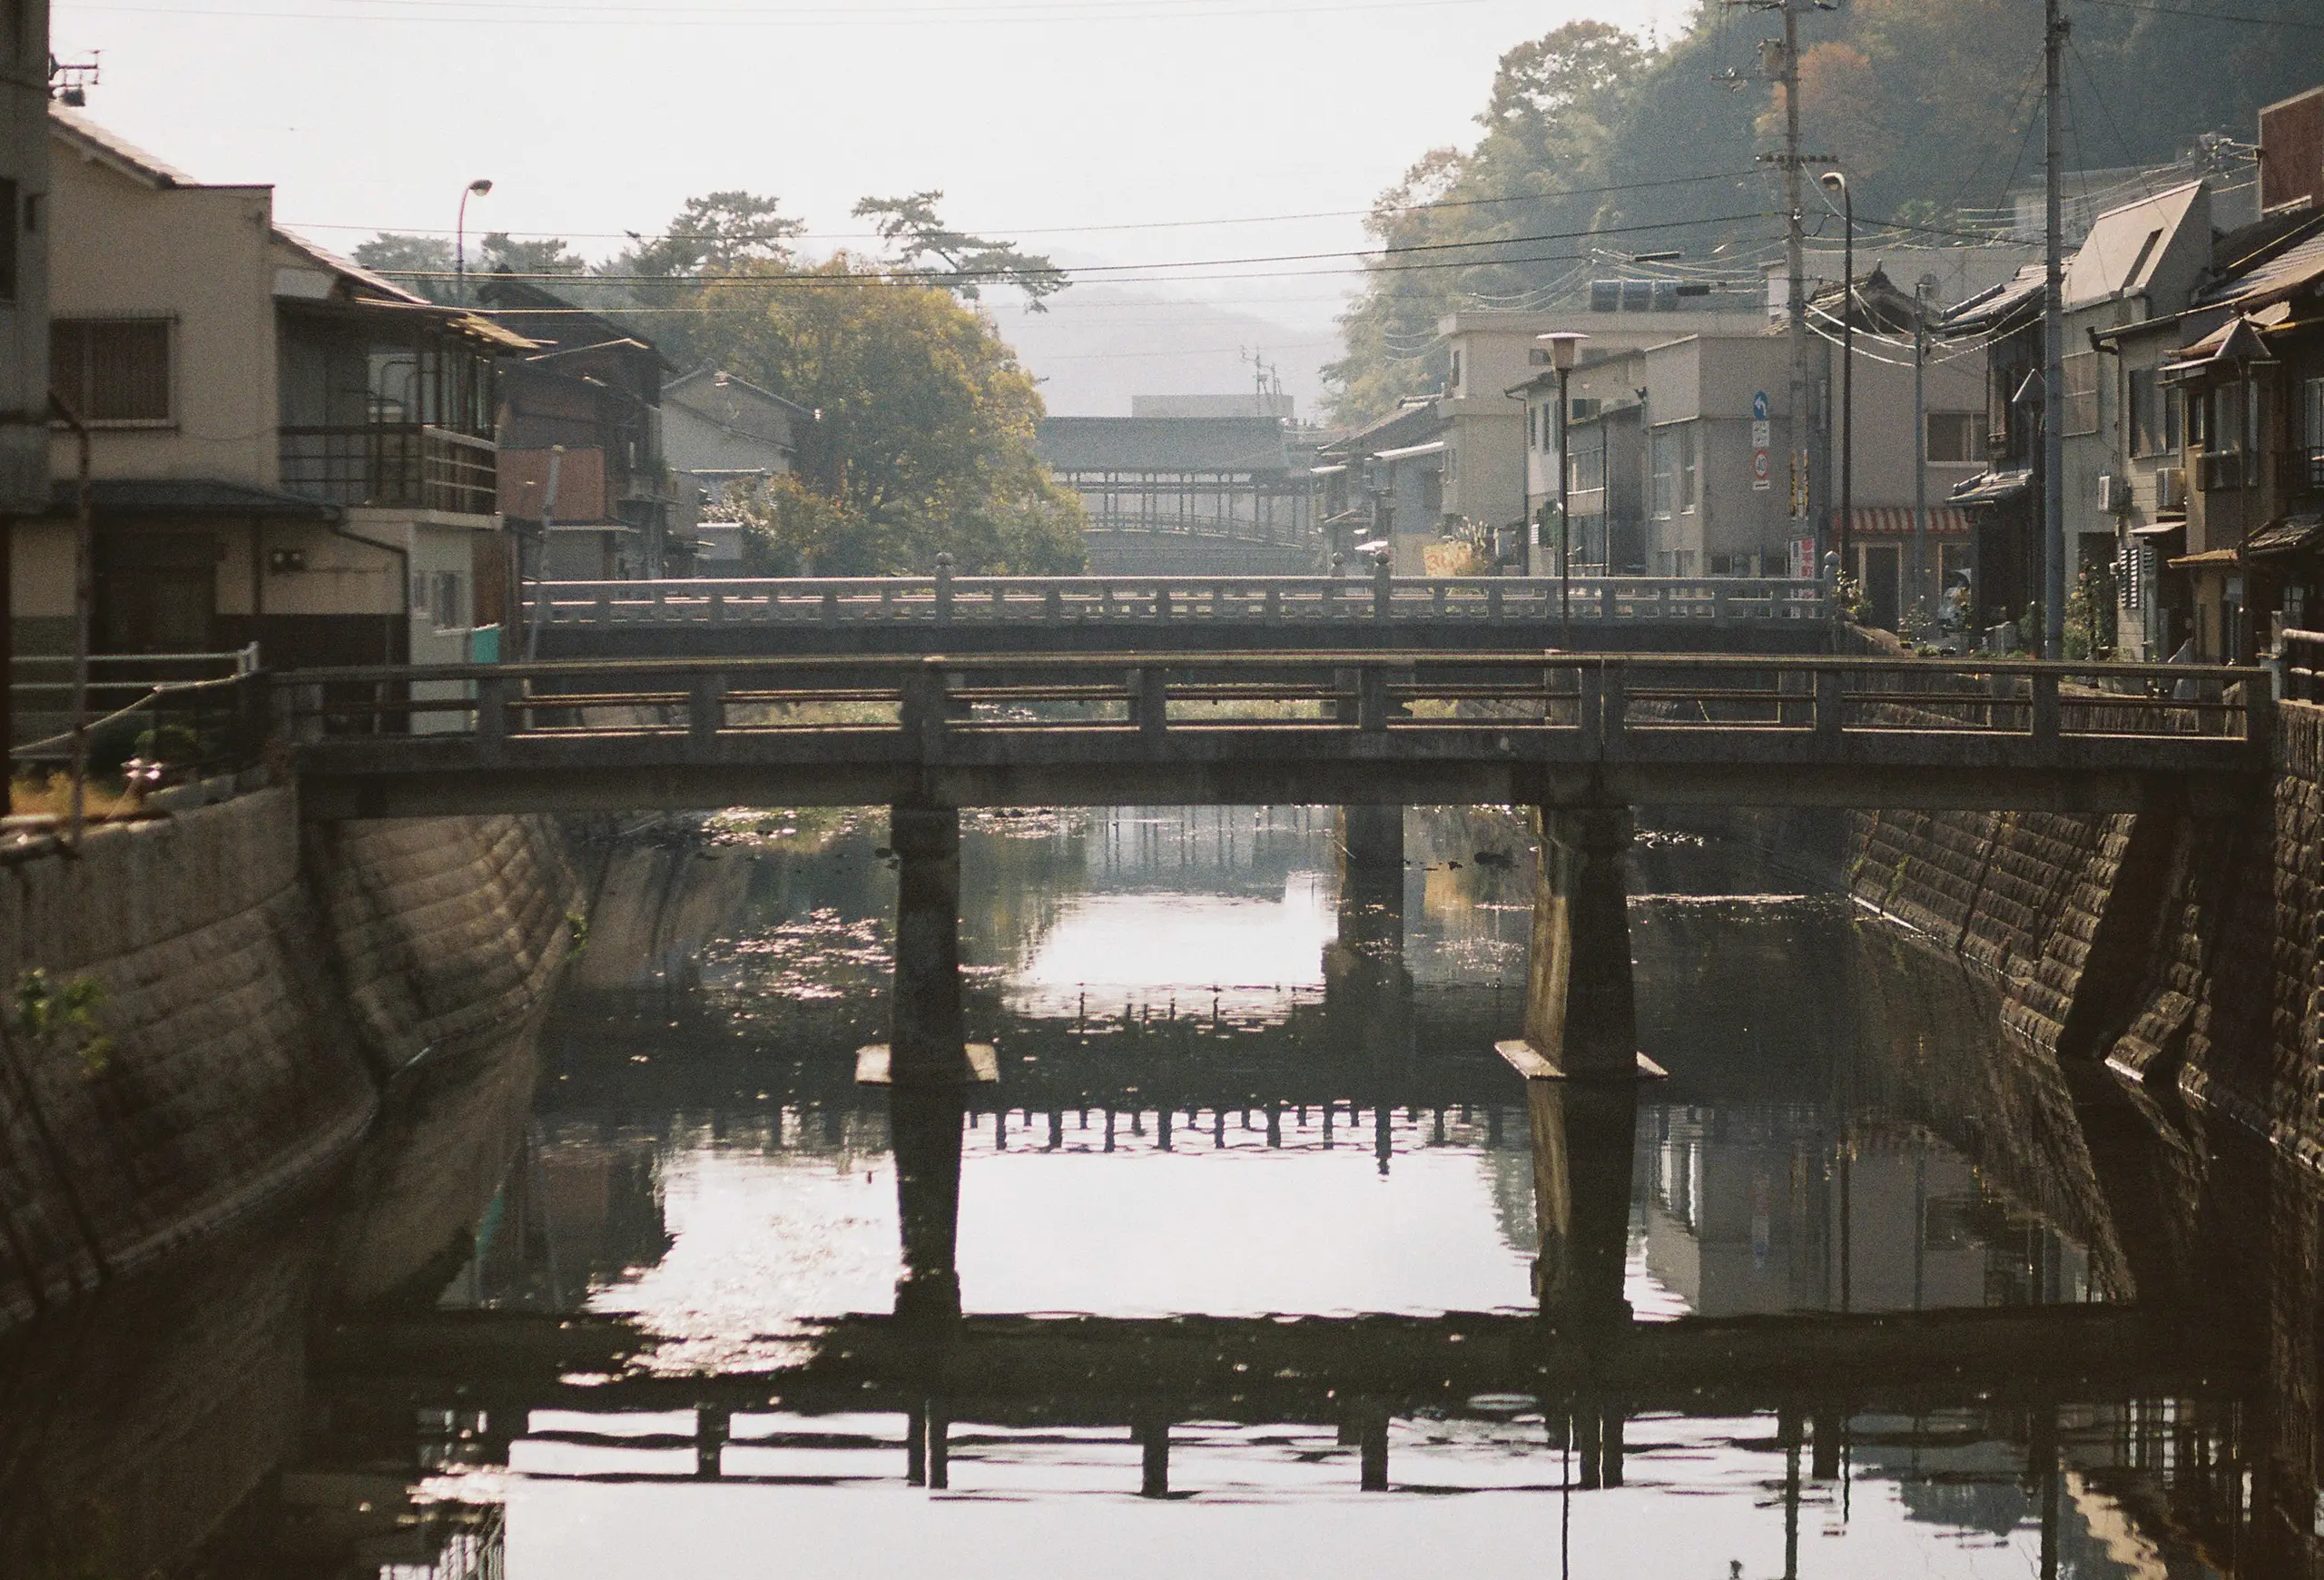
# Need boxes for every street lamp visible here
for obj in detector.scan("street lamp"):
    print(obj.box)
[455,177,495,306]
[1819,170,1856,607]
[1539,332,1589,647]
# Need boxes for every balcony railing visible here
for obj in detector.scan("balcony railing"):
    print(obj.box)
[281,423,498,518]
[2196,449,2260,492]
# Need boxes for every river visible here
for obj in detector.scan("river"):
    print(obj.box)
[1,805,2308,1578]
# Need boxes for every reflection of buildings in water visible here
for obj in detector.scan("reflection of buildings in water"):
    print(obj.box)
[1641,1106,2093,1318]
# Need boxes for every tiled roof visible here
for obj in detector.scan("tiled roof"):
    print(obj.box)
[49,104,200,189]
[1037,417,1295,475]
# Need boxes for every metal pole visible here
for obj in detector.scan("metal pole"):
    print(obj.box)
[1782,0,1810,566]
[1837,181,1855,600]
[1559,363,1572,647]
[1914,281,1930,628]
[457,187,472,307]
[2042,0,2068,658]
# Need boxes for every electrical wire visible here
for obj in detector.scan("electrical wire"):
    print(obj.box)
[2074,0,2324,30]
[381,211,1777,289]
[285,167,1763,248]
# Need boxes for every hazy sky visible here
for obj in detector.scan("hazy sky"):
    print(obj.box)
[56,0,1699,338]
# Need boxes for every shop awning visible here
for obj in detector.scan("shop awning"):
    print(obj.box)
[2169,548,2240,569]
[1371,439,1447,463]
[1847,506,1973,537]
[2131,518,2187,538]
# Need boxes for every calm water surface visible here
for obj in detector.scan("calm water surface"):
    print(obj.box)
[7,805,2303,1578]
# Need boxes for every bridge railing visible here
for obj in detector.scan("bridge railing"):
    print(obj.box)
[274,649,2266,759]
[522,575,1836,630]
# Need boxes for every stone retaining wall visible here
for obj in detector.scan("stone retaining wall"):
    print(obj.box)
[1810,702,2324,1173]
[0,790,576,1328]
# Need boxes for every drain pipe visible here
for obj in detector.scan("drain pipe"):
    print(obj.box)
[48,393,90,849]
[325,511,411,734]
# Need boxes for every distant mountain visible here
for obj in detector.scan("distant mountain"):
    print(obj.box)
[986,285,1338,420]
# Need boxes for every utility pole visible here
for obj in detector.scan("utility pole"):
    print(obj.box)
[2042,0,2068,658]
[1729,0,1817,574]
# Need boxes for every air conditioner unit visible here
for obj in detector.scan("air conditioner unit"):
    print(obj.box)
[2097,472,2133,514]
[2158,467,2189,512]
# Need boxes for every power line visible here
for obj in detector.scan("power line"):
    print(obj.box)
[288,167,1761,249]
[2075,0,2324,29]
[74,0,1621,25]
[384,210,1776,289]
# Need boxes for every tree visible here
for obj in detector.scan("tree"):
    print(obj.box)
[852,192,1069,310]
[1325,22,1651,424]
[352,232,456,303]
[699,256,1084,575]
[615,191,805,281]
[478,232,588,278]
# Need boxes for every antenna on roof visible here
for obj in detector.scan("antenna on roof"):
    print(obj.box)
[47,51,99,107]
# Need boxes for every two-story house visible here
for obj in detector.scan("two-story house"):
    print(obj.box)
[22,107,522,677]
[479,275,685,582]
[662,368,811,572]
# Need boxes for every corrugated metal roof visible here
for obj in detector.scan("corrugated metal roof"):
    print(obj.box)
[1037,417,1295,475]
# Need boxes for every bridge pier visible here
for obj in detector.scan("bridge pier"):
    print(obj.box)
[891,1086,966,1323]
[889,805,971,1085]
[1515,808,1642,1080]
[1324,805,1413,1069]
[1526,1077,1640,1332]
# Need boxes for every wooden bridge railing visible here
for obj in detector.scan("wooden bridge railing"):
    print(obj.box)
[525,574,1837,631]
[276,649,2265,755]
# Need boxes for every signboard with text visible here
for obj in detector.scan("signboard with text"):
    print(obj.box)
[1751,391,1771,492]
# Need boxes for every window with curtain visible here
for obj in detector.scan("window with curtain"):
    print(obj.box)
[1649,429,1676,519]
[1679,422,1699,512]
[52,318,172,423]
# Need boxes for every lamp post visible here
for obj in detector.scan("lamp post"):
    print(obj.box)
[1819,171,1855,607]
[455,177,494,305]
[1913,274,1937,630]
[1540,331,1589,648]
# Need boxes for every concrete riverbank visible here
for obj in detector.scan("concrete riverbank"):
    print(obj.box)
[0,789,578,1328]
[1720,700,2324,1172]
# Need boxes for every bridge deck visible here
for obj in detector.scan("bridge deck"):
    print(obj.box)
[528,574,1841,657]
[285,650,2266,819]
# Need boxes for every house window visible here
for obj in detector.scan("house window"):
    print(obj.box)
[1449,350,1462,396]
[2128,367,2180,458]
[1649,429,1676,519]
[421,570,467,631]
[1679,422,1699,512]
[1925,411,1981,465]
[2062,351,2100,436]
[1569,440,1604,495]
[52,318,172,424]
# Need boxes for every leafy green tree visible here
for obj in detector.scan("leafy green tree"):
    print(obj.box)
[352,232,456,303]
[701,256,1083,575]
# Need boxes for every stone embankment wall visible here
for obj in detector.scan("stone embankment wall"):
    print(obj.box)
[1833,702,2324,1171]
[0,790,576,1328]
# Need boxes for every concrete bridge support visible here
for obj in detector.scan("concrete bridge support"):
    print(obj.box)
[1324,805,1413,1069]
[1526,1077,1640,1334]
[890,1086,967,1323]
[1520,808,1640,1079]
[890,805,969,1086]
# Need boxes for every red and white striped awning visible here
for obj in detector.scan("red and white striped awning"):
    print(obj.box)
[1849,506,1972,537]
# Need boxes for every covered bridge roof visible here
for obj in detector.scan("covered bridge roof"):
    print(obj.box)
[1038,417,1295,476]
